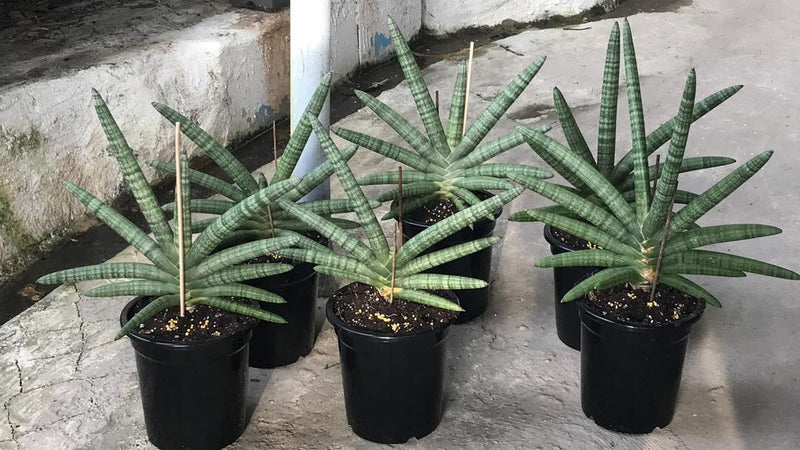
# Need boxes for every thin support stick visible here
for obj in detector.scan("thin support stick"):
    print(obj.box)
[174,122,186,317]
[435,90,440,114]
[462,41,475,136]
[266,120,278,237]
[651,154,661,198]
[649,188,677,304]
[389,167,403,304]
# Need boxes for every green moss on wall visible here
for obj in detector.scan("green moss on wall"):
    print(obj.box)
[0,127,43,158]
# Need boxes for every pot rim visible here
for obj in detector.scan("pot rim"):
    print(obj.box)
[543,224,585,253]
[120,296,259,348]
[578,295,706,333]
[325,285,457,342]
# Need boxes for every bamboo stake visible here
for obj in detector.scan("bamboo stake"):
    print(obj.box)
[266,120,278,237]
[389,166,403,303]
[649,187,677,304]
[462,41,475,136]
[174,122,186,317]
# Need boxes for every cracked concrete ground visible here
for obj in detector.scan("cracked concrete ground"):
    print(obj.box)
[2,0,799,448]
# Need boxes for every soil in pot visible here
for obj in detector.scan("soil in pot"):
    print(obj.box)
[579,284,706,434]
[543,224,601,350]
[327,283,458,444]
[121,297,257,450]
[398,193,499,323]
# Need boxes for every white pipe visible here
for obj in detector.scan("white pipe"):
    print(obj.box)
[290,0,331,201]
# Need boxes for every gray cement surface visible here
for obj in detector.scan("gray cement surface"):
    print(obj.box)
[2,0,799,448]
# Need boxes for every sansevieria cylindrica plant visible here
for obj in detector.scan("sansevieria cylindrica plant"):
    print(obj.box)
[275,114,522,311]
[331,17,549,219]
[38,91,304,338]
[510,20,799,306]
[150,74,368,248]
[521,21,740,216]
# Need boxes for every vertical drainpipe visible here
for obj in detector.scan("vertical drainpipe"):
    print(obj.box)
[290,0,331,201]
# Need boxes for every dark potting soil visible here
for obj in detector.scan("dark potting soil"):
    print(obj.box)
[243,230,324,283]
[551,226,595,250]
[584,283,705,327]
[131,297,258,342]
[331,282,459,334]
[407,198,459,224]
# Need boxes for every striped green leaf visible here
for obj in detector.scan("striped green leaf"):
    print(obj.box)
[190,284,286,303]
[670,151,773,231]
[518,209,640,258]
[449,131,526,170]
[190,263,293,287]
[87,280,177,297]
[353,90,448,167]
[662,250,799,280]
[186,178,300,268]
[535,250,639,269]
[449,56,546,162]
[331,126,443,174]
[458,163,551,180]
[399,237,500,276]
[93,90,175,252]
[642,69,696,236]
[63,182,176,274]
[658,274,722,307]
[152,102,258,194]
[273,73,332,183]
[117,295,180,339]
[452,177,514,191]
[562,267,642,302]
[276,199,378,266]
[277,247,386,279]
[622,19,650,223]
[393,288,463,311]
[186,236,299,280]
[286,145,360,202]
[396,187,521,266]
[314,265,376,286]
[597,22,620,177]
[309,117,391,261]
[616,156,737,192]
[507,174,637,246]
[271,199,376,220]
[38,263,176,284]
[163,198,236,216]
[149,161,245,202]
[396,274,487,290]
[177,153,193,254]
[446,61,467,149]
[195,297,286,323]
[665,224,782,254]
[553,87,595,166]
[377,181,440,202]
[357,170,439,186]
[382,192,441,219]
[388,17,450,157]
[660,264,745,277]
[609,84,743,183]
[517,127,640,237]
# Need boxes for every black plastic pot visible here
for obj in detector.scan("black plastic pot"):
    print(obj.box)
[399,197,500,323]
[543,224,600,350]
[246,262,319,368]
[120,297,256,450]
[326,290,455,443]
[578,300,705,433]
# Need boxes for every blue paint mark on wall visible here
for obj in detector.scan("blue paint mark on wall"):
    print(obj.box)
[372,32,391,59]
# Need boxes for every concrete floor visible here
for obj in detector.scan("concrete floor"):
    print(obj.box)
[2,0,800,448]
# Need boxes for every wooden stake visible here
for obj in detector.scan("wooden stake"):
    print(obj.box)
[651,154,661,198]
[389,167,403,303]
[462,41,475,136]
[649,187,677,304]
[174,122,186,317]
[266,121,278,237]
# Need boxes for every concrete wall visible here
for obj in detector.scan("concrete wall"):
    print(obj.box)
[422,0,618,35]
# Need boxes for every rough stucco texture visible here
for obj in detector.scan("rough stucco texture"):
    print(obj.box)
[422,0,609,34]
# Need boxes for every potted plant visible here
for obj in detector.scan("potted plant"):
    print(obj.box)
[330,17,551,322]
[510,20,799,433]
[149,74,371,368]
[38,91,304,449]
[509,21,741,350]
[277,114,522,443]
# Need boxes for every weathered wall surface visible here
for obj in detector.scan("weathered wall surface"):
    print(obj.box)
[422,0,618,34]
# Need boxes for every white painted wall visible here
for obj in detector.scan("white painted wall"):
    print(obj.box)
[422,0,615,35]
